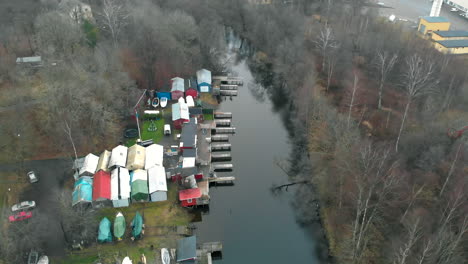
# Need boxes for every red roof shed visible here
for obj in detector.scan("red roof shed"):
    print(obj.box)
[179,188,201,207]
[93,170,111,201]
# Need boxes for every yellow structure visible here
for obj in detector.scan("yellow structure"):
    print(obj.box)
[418,16,451,35]
[434,40,468,54]
[431,30,468,41]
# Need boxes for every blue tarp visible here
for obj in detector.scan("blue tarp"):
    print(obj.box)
[157,92,171,100]
[72,177,93,206]
[177,236,197,262]
[98,217,112,242]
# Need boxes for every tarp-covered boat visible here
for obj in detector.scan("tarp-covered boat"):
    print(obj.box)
[161,248,170,264]
[122,256,133,264]
[98,217,112,243]
[37,256,49,264]
[131,212,144,240]
[114,212,126,240]
[152,97,159,108]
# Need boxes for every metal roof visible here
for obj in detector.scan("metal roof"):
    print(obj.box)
[92,170,111,200]
[196,69,212,85]
[183,149,196,158]
[421,16,449,23]
[177,236,197,262]
[189,107,203,115]
[171,77,185,92]
[181,121,197,147]
[436,39,468,48]
[172,102,190,121]
[179,188,201,200]
[16,56,41,63]
[148,165,167,193]
[433,30,468,37]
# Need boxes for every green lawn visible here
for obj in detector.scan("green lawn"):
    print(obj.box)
[58,184,191,263]
[125,119,165,147]
[203,113,214,120]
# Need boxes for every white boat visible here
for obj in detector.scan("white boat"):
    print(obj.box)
[161,248,170,264]
[152,97,160,108]
[160,97,168,108]
[37,256,49,264]
[122,256,133,264]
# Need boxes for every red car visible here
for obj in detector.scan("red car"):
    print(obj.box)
[8,211,32,222]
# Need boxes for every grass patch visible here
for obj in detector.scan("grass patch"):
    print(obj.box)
[203,113,214,120]
[125,119,165,147]
[59,184,191,263]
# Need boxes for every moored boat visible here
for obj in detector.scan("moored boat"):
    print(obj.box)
[152,97,160,108]
[160,97,168,108]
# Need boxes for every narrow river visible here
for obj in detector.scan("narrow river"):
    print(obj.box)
[194,58,321,263]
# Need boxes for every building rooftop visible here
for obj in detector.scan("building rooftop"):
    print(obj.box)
[433,30,468,38]
[421,16,450,23]
[436,39,468,48]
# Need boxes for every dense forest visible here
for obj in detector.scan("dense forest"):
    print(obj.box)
[0,0,466,263]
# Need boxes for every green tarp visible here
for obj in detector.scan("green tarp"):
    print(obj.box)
[131,180,149,202]
[114,213,126,240]
[98,217,112,243]
[131,212,144,239]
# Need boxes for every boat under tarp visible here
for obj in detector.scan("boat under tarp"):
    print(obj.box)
[161,248,170,264]
[98,217,112,243]
[114,212,126,240]
[131,212,144,240]
[122,257,133,264]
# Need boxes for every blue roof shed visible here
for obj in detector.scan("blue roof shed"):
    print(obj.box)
[177,236,197,262]
[421,16,449,23]
[157,92,171,100]
[196,69,212,93]
[72,177,93,206]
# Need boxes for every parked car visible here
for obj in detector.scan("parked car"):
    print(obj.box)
[28,250,39,264]
[11,201,36,212]
[164,124,171,135]
[8,211,32,222]
[27,171,38,183]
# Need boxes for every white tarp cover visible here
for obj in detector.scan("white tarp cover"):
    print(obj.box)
[196,69,212,85]
[182,157,196,168]
[186,96,194,107]
[148,166,167,193]
[79,153,99,176]
[145,144,164,169]
[111,168,120,200]
[131,169,147,182]
[119,168,131,199]
[126,144,146,170]
[109,145,128,168]
[97,150,111,172]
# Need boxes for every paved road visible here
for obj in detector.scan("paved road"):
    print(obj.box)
[2,158,72,257]
[380,0,468,29]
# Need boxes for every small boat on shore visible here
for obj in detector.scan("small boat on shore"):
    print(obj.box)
[161,248,170,264]
[160,97,168,108]
[37,256,49,264]
[152,97,160,108]
[114,212,126,240]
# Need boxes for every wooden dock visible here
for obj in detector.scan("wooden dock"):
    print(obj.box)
[220,84,238,90]
[210,134,229,142]
[220,90,238,96]
[215,119,231,127]
[208,176,235,183]
[213,127,236,134]
[211,143,231,151]
[211,152,232,161]
[212,163,233,171]
[214,112,232,119]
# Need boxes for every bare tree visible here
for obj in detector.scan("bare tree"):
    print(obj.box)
[393,218,421,264]
[374,51,398,109]
[439,141,464,197]
[347,74,359,128]
[314,26,339,70]
[400,184,425,222]
[326,50,337,91]
[99,0,129,46]
[347,143,399,263]
[395,55,435,152]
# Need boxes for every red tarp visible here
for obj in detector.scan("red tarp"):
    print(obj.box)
[179,188,201,200]
[93,170,111,200]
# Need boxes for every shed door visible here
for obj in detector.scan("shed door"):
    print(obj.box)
[200,85,209,92]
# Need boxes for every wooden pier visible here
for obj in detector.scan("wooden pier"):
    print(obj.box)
[220,84,238,90]
[212,163,233,171]
[211,143,231,151]
[210,134,229,142]
[208,176,235,184]
[213,75,243,86]
[211,152,232,161]
[213,127,236,134]
[220,90,238,96]
[214,112,232,119]
[215,119,232,127]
